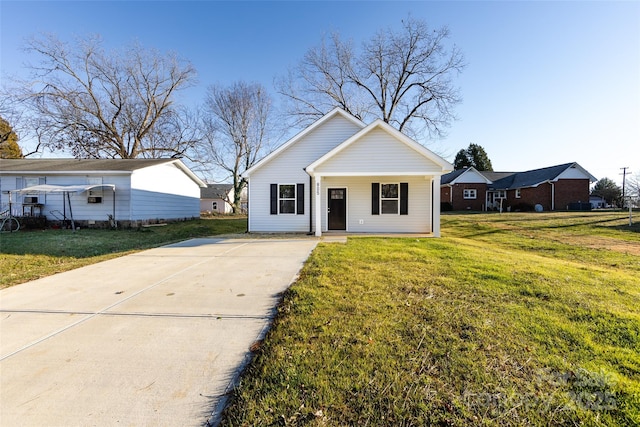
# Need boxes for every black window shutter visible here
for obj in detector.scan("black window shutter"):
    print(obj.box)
[400,182,409,215]
[296,183,304,215]
[372,183,380,215]
[270,184,277,215]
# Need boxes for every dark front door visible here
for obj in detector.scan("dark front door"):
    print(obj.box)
[328,188,346,230]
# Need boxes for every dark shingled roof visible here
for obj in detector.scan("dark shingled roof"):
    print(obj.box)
[0,158,176,173]
[441,168,514,185]
[489,163,578,190]
[201,184,233,199]
[481,171,516,182]
[440,169,468,184]
[441,163,595,190]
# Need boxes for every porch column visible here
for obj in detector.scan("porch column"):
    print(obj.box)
[315,175,322,237]
[432,175,442,237]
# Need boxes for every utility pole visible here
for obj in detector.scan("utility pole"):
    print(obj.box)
[620,167,629,208]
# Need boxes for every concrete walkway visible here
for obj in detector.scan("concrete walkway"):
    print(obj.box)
[0,238,318,427]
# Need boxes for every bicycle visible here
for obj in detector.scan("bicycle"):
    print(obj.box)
[0,203,20,232]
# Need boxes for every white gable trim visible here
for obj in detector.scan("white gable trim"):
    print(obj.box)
[553,162,597,183]
[447,167,493,184]
[170,160,207,187]
[314,171,440,177]
[242,108,366,178]
[306,119,453,176]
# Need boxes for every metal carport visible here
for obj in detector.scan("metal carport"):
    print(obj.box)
[11,184,116,230]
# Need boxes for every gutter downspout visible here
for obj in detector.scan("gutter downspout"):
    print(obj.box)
[551,181,555,211]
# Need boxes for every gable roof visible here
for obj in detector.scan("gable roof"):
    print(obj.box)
[441,166,492,185]
[201,184,233,199]
[242,108,366,177]
[481,171,516,182]
[305,119,453,175]
[489,162,596,190]
[0,158,206,187]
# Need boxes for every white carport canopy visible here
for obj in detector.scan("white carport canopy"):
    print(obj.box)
[12,184,115,195]
[11,184,116,230]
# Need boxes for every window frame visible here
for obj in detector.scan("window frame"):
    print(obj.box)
[380,183,400,215]
[87,177,104,203]
[278,183,296,215]
[515,189,521,198]
[463,188,477,199]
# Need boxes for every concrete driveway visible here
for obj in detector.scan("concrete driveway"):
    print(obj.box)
[0,237,318,427]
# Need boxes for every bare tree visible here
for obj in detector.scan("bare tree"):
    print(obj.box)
[4,34,198,159]
[627,172,640,207]
[276,17,465,139]
[200,81,274,213]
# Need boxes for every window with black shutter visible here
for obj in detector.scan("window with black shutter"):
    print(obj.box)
[270,183,305,214]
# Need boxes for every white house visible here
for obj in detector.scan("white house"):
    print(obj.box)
[0,158,206,227]
[242,108,453,237]
[200,184,247,214]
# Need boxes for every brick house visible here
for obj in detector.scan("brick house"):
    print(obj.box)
[441,162,596,211]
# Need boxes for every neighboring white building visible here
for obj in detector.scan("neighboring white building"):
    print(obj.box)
[0,158,206,227]
[200,184,247,214]
[242,108,453,237]
[589,195,608,209]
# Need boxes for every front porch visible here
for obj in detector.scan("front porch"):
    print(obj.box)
[310,175,442,237]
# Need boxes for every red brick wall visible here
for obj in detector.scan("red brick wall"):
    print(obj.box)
[554,179,590,210]
[509,184,552,211]
[450,183,487,211]
[441,186,452,205]
[504,179,590,211]
[444,179,591,212]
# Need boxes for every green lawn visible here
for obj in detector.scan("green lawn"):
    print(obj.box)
[220,212,640,426]
[0,216,247,288]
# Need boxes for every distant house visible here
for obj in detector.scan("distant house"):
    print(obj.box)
[589,195,608,209]
[441,163,596,211]
[200,184,247,214]
[0,158,206,227]
[243,108,453,236]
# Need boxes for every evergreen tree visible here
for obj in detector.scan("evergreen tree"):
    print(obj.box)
[453,143,493,170]
[591,177,622,206]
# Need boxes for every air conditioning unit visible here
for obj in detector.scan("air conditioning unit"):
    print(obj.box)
[88,196,103,204]
[23,196,39,204]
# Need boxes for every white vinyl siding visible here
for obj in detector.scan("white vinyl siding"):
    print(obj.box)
[248,115,362,232]
[452,169,489,184]
[130,163,201,220]
[0,174,130,221]
[0,161,202,222]
[313,128,445,175]
[320,176,432,233]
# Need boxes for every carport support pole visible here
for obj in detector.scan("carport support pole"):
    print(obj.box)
[66,192,76,232]
[112,187,116,228]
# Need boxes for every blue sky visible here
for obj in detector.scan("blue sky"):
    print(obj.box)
[1,1,638,186]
